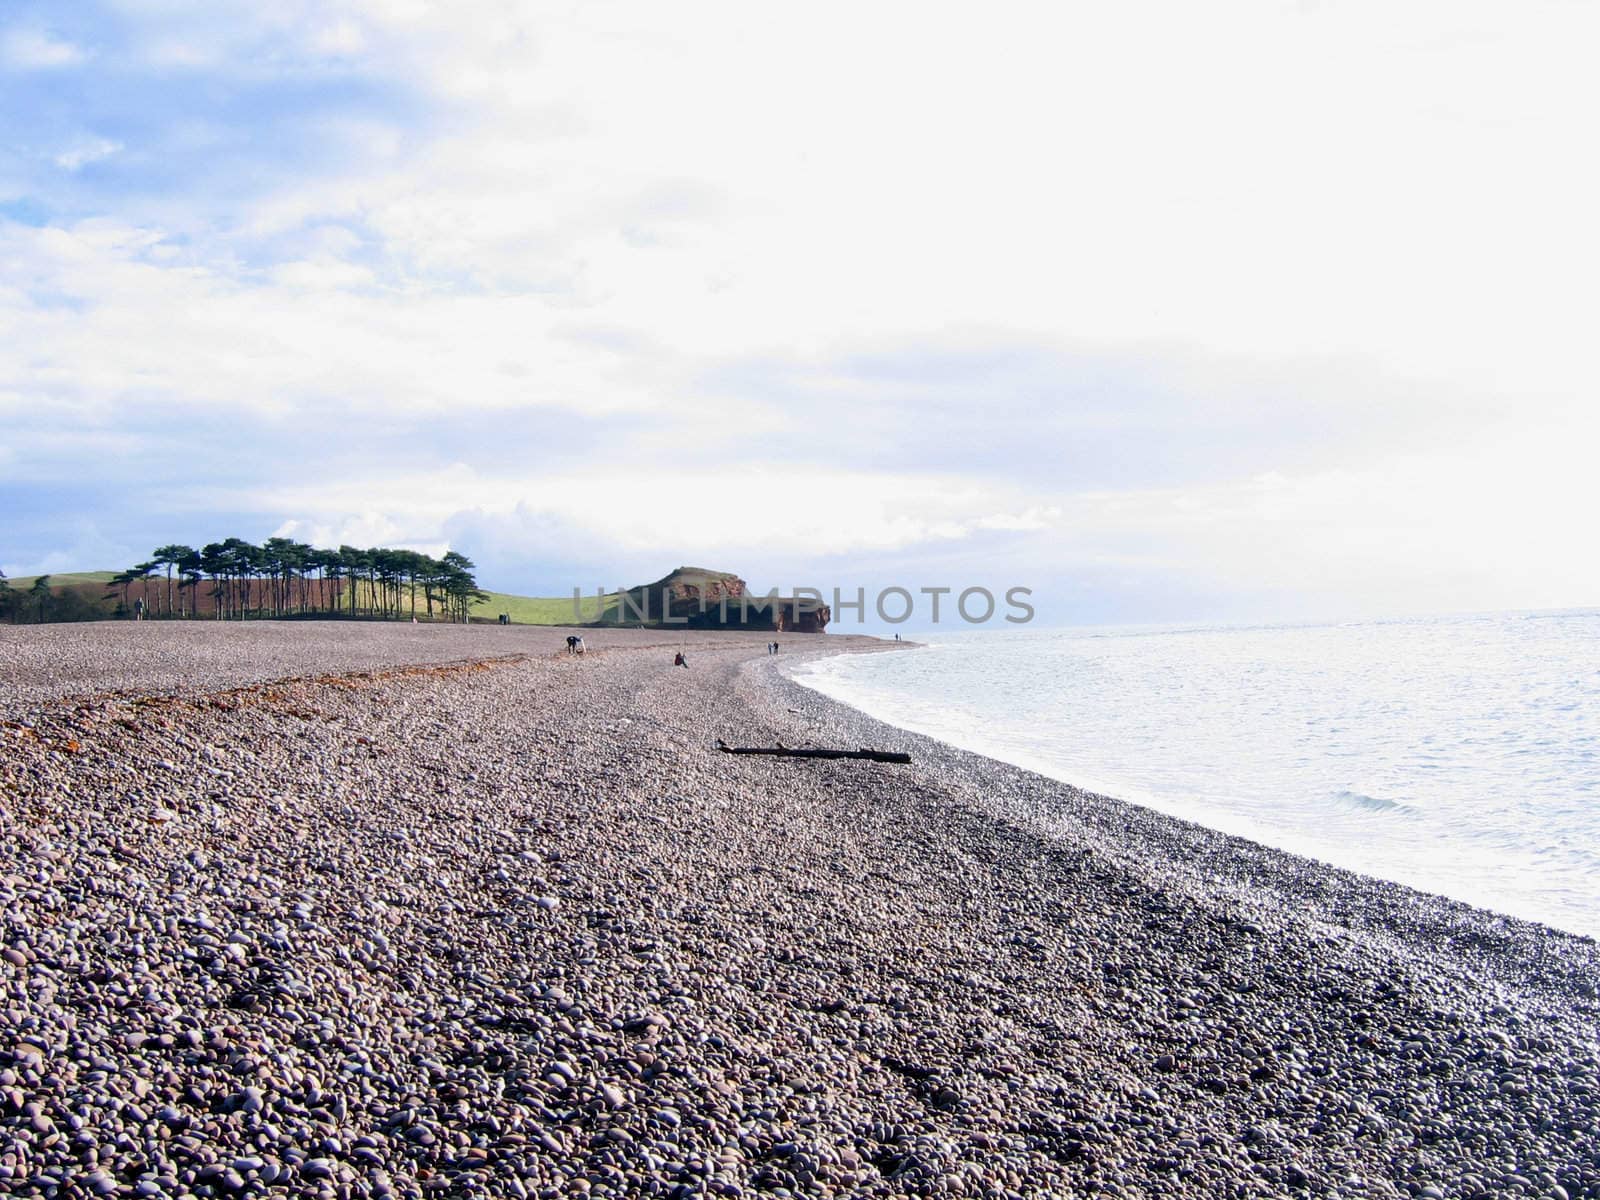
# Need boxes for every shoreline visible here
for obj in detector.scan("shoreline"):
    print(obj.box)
[780,633,1593,953]
[3,625,1597,1198]
[769,645,1598,989]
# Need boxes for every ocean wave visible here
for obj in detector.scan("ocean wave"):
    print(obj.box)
[1330,790,1411,815]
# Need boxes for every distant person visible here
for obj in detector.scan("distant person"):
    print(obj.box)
[674,652,688,668]
[567,635,585,655]
[133,597,144,621]
[773,640,779,654]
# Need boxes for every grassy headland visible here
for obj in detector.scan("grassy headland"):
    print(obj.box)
[10,570,750,627]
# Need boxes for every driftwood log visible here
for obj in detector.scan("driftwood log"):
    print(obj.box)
[715,739,911,764]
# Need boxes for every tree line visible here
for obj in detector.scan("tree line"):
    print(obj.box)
[2,540,487,624]
[0,571,100,624]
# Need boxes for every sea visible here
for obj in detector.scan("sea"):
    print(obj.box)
[794,610,1600,940]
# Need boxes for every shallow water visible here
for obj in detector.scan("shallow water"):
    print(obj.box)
[796,611,1600,938]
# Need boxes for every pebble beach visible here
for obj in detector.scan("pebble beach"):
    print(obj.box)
[2,622,1597,1200]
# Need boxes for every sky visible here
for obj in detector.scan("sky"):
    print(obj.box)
[3,1,1598,630]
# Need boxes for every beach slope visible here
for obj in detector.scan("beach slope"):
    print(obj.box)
[2,624,1596,1198]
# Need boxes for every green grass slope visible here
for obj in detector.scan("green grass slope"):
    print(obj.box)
[470,569,748,626]
[5,571,117,589]
[468,588,621,625]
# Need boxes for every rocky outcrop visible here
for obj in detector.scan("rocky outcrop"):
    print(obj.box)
[617,568,829,632]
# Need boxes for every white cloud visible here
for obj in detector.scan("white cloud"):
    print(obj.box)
[2,29,88,69]
[1028,417,1600,616]
[974,508,1062,534]
[308,19,367,57]
[270,515,445,556]
[251,463,1060,561]
[222,0,1598,397]
[0,221,678,420]
[53,138,124,172]
[268,256,377,291]
[20,2,1600,420]
[9,0,1600,613]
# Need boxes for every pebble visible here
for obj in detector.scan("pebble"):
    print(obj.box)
[0,623,1595,1199]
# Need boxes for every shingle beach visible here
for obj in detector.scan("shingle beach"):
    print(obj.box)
[2,623,1596,1199]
